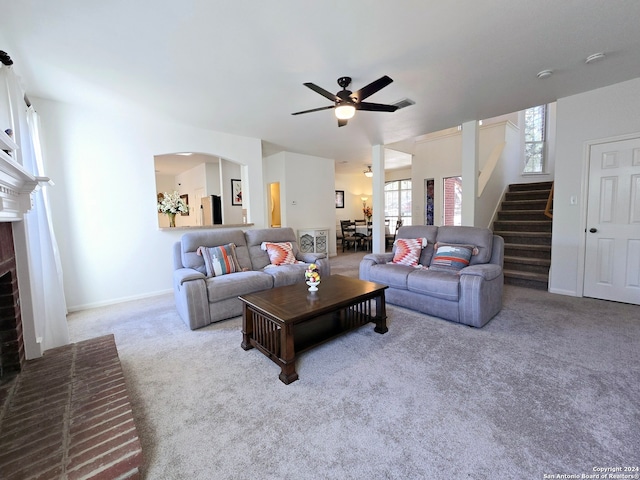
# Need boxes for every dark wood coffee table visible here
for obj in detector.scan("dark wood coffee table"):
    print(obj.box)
[239,275,388,384]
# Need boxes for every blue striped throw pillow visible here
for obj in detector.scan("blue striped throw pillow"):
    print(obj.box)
[197,243,241,277]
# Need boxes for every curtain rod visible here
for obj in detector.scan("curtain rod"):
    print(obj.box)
[0,50,13,66]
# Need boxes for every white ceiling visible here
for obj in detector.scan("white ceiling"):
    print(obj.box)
[2,1,640,174]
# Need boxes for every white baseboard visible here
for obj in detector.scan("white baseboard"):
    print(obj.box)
[548,287,579,297]
[67,288,173,313]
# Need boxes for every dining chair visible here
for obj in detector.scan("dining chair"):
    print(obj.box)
[340,220,360,252]
[385,219,403,250]
[361,221,373,251]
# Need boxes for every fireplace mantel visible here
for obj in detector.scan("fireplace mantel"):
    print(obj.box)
[0,128,48,222]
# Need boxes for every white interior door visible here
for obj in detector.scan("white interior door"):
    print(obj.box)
[584,137,640,305]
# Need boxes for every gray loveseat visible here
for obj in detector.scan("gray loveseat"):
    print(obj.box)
[359,225,503,328]
[173,227,330,330]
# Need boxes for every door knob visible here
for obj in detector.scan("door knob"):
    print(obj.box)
[589,228,597,233]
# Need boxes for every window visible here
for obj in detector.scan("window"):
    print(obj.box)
[443,176,462,226]
[524,105,546,173]
[384,179,412,229]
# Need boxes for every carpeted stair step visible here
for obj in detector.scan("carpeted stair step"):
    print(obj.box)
[493,220,552,232]
[503,243,551,260]
[505,189,551,201]
[503,269,549,290]
[503,255,550,275]
[493,230,551,246]
[500,199,549,211]
[507,181,554,192]
[497,209,551,221]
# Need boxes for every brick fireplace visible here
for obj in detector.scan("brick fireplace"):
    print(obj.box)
[0,118,142,478]
[0,221,24,381]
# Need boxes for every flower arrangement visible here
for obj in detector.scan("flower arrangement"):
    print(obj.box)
[158,191,189,215]
[363,205,373,219]
[305,263,320,282]
[157,191,189,226]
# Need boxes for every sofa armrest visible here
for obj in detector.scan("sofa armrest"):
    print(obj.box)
[297,252,326,263]
[294,253,330,278]
[362,253,394,265]
[173,268,210,330]
[359,253,394,281]
[174,268,206,285]
[460,263,502,281]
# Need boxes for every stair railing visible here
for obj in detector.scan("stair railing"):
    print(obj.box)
[544,183,554,219]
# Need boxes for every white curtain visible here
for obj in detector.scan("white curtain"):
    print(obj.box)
[4,66,69,350]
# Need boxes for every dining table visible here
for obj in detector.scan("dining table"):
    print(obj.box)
[355,225,390,235]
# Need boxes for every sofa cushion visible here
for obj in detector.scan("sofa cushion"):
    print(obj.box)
[181,229,250,274]
[197,244,241,277]
[262,241,298,265]
[368,263,414,289]
[205,271,273,302]
[429,243,477,272]
[245,227,300,270]
[434,226,493,265]
[391,238,427,266]
[407,269,461,301]
[263,263,308,288]
[394,226,439,266]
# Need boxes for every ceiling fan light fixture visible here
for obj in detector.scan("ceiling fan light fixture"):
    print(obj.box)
[364,165,373,177]
[335,103,356,120]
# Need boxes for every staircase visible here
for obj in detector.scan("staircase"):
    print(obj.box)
[493,181,553,290]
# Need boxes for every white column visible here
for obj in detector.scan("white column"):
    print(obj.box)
[372,145,385,253]
[461,120,479,226]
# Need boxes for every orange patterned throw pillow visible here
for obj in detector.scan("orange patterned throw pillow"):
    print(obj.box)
[391,238,427,266]
[261,241,297,265]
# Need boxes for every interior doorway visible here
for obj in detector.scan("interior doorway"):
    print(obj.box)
[268,182,282,228]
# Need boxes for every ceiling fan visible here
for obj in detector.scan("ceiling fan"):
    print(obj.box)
[291,75,398,127]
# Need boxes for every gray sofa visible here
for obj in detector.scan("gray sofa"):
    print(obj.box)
[359,225,503,328]
[173,227,330,330]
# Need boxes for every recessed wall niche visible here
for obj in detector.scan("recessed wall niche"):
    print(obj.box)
[154,152,245,228]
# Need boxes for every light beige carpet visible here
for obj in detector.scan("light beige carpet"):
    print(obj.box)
[66,258,639,479]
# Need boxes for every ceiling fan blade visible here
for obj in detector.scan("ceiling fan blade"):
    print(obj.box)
[303,82,340,102]
[291,105,335,115]
[352,75,393,102]
[338,118,348,127]
[357,102,398,112]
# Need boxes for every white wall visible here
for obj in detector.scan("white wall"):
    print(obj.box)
[475,122,521,229]
[412,122,523,227]
[264,151,337,256]
[34,97,263,311]
[551,77,640,296]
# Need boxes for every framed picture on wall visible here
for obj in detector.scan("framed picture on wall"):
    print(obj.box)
[335,190,345,208]
[231,179,242,206]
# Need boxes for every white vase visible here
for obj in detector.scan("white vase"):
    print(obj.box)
[306,281,320,292]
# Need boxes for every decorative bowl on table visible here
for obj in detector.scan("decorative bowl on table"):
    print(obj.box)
[305,263,321,292]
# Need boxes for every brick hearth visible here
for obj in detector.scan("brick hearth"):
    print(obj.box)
[0,334,143,479]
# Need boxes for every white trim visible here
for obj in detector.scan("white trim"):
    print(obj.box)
[578,131,640,297]
[66,289,173,313]
[548,287,579,297]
